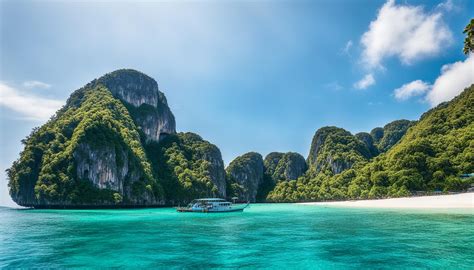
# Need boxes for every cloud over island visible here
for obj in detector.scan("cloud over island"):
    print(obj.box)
[0,82,63,121]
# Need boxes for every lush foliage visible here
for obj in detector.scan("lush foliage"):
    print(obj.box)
[7,68,473,206]
[264,152,307,182]
[226,152,264,201]
[146,132,222,204]
[7,69,227,207]
[268,85,474,202]
[374,120,415,152]
[355,132,379,158]
[463,18,474,55]
[307,127,371,175]
[7,86,161,205]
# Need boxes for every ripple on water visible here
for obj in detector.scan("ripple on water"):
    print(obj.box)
[0,204,473,269]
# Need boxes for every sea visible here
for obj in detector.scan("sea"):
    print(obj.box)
[0,204,473,269]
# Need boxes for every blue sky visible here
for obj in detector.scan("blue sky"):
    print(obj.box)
[1,0,473,206]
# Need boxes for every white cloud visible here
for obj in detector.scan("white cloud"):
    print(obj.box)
[324,81,343,91]
[368,101,383,106]
[341,40,353,55]
[426,54,474,107]
[361,0,452,68]
[22,80,51,89]
[0,82,63,121]
[394,80,430,101]
[436,0,455,12]
[354,73,375,90]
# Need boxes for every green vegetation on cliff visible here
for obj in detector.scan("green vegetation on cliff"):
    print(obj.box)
[223,151,308,202]
[7,69,474,207]
[7,70,224,207]
[360,85,474,195]
[374,120,415,153]
[355,132,379,157]
[146,132,225,204]
[7,86,162,206]
[264,152,307,183]
[307,127,371,175]
[226,152,264,202]
[267,85,474,202]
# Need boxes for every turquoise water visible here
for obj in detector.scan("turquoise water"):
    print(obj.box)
[0,204,473,269]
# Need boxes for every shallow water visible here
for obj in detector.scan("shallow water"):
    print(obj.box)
[0,204,473,269]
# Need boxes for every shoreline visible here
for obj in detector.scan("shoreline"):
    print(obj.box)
[2,193,473,210]
[299,192,474,209]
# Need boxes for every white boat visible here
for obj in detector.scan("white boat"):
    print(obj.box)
[177,198,249,213]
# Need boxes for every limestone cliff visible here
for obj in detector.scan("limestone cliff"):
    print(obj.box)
[307,127,371,175]
[73,143,129,193]
[355,132,379,158]
[372,120,415,152]
[370,127,384,145]
[7,70,203,208]
[264,152,307,182]
[226,152,264,202]
[147,132,227,204]
[70,69,176,142]
[193,143,227,197]
[8,83,164,207]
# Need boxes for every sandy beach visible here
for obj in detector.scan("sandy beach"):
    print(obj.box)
[300,192,474,209]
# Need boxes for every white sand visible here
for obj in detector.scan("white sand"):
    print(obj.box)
[300,192,474,209]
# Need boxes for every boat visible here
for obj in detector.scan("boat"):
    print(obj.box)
[177,198,250,213]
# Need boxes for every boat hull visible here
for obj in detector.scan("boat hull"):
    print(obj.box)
[176,199,250,213]
[177,208,245,213]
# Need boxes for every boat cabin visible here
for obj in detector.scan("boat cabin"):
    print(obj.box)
[178,198,249,213]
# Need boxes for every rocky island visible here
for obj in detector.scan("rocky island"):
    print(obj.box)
[7,70,227,207]
[7,69,474,208]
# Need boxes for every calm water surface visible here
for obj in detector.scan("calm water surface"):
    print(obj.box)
[0,204,473,269]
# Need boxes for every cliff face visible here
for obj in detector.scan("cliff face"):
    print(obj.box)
[268,85,474,203]
[370,127,384,145]
[8,83,165,207]
[374,120,415,152]
[10,68,466,207]
[307,127,370,175]
[85,69,176,142]
[226,152,264,202]
[74,143,129,193]
[9,70,204,208]
[142,132,226,205]
[355,132,379,158]
[306,122,413,177]
[194,143,226,197]
[264,152,307,182]
[73,143,161,205]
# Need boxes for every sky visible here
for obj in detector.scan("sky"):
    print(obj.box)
[0,0,473,207]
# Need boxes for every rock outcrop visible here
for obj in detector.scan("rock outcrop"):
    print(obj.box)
[74,143,129,193]
[175,133,226,198]
[355,132,379,158]
[307,127,370,175]
[8,83,165,207]
[264,152,307,182]
[267,85,474,202]
[85,69,176,142]
[8,70,193,208]
[196,145,227,197]
[9,68,457,208]
[226,152,264,202]
[373,120,415,152]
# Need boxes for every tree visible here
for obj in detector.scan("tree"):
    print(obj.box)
[113,193,123,204]
[463,18,474,55]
